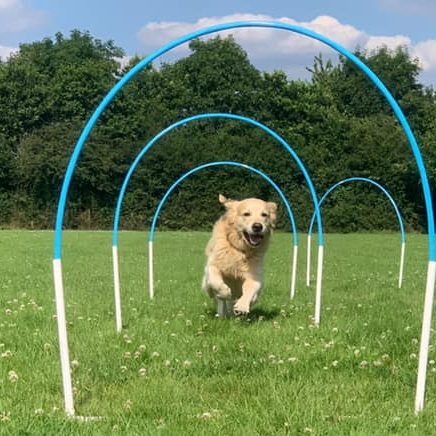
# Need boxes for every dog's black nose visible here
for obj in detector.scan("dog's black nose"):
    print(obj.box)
[252,223,263,233]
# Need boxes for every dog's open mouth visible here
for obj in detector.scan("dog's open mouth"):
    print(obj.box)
[243,231,264,247]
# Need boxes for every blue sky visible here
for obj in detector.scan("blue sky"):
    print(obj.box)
[0,0,435,85]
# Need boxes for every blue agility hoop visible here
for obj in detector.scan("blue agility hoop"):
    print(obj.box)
[52,20,434,416]
[147,161,299,301]
[306,177,406,288]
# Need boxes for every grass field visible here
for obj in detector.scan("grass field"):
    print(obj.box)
[1,230,436,434]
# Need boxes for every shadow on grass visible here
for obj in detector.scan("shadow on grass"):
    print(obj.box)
[205,306,280,322]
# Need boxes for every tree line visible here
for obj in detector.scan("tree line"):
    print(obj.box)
[0,30,435,232]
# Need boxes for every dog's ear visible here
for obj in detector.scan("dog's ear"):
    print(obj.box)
[267,202,278,228]
[267,202,277,213]
[219,194,237,210]
[218,194,228,204]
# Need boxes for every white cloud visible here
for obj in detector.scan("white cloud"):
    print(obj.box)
[365,35,411,52]
[136,14,436,85]
[0,0,46,33]
[414,40,436,71]
[0,44,17,60]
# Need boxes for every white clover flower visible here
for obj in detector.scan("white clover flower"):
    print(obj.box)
[0,412,11,422]
[124,399,133,410]
[354,349,361,357]
[412,338,419,345]
[8,370,18,382]
[5,309,12,316]
[373,360,383,367]
[331,360,339,367]
[359,360,369,369]
[152,351,160,358]
[138,344,146,352]
[138,367,147,377]
[71,359,79,369]
[1,350,12,359]
[120,365,127,373]
[164,360,171,367]
[288,357,298,363]
[123,352,132,359]
[381,354,390,362]
[185,320,192,326]
[410,353,417,360]
[332,327,338,333]
[34,408,44,415]
[183,360,192,367]
[43,343,52,352]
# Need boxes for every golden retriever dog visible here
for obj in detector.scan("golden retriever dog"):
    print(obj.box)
[202,194,277,317]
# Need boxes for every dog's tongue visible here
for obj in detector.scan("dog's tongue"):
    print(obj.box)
[249,233,262,246]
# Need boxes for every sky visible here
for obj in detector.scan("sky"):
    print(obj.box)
[0,0,435,86]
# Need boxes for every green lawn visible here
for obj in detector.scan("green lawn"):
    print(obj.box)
[1,230,436,434]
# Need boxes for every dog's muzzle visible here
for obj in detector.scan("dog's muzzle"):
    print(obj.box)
[243,230,264,247]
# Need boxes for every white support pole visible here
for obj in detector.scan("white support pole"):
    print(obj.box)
[290,245,298,299]
[398,242,405,289]
[306,234,311,287]
[415,260,436,414]
[148,240,154,299]
[53,259,75,416]
[314,245,324,326]
[112,245,122,332]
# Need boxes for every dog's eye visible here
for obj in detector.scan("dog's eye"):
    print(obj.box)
[261,212,269,217]
[243,212,251,217]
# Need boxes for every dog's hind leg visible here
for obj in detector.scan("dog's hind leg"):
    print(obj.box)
[216,298,235,318]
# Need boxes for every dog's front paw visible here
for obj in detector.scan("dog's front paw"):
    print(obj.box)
[233,298,250,316]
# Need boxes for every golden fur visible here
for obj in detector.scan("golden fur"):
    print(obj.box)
[202,194,277,316]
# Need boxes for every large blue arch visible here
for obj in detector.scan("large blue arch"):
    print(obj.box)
[52,20,435,415]
[149,161,297,243]
[307,177,405,242]
[53,21,433,262]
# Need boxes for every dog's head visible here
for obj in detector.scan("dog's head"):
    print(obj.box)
[219,194,277,248]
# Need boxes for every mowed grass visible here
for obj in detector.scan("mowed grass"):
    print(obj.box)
[2,230,436,434]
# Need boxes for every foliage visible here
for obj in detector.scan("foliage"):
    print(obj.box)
[0,31,435,232]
